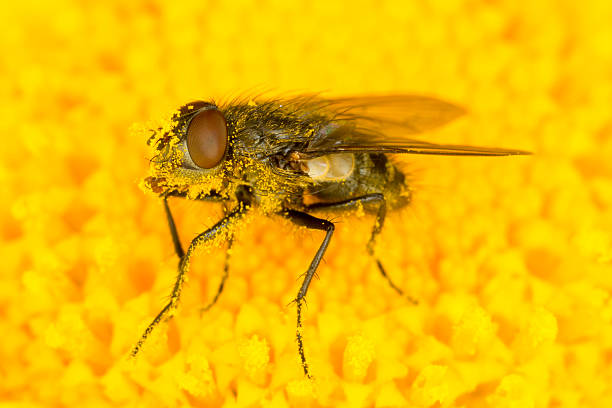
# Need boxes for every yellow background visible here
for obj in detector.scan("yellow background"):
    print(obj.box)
[1,0,611,407]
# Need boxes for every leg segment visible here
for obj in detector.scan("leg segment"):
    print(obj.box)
[164,196,185,259]
[281,209,335,378]
[199,234,234,316]
[307,194,417,304]
[164,196,236,314]
[130,203,249,357]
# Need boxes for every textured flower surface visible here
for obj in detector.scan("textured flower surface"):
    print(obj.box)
[1,1,611,407]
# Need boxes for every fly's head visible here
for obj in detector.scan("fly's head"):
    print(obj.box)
[143,101,239,200]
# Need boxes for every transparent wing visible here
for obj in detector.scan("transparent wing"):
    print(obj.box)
[303,95,530,157]
[323,94,466,134]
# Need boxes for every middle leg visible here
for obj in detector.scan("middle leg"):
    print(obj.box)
[307,194,417,304]
[280,209,335,378]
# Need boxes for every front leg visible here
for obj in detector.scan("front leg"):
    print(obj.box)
[130,202,249,357]
[163,190,227,260]
[164,195,236,314]
[280,209,335,378]
[199,233,234,316]
[163,196,185,259]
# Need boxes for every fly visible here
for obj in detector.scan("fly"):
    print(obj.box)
[131,94,529,377]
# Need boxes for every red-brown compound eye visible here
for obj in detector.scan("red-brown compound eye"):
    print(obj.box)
[186,109,228,169]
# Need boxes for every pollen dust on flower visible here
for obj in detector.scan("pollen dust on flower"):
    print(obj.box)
[2,0,611,407]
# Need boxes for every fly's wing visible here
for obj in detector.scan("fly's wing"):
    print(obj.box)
[322,95,466,134]
[303,95,530,157]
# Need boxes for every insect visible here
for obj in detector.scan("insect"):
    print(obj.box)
[131,94,529,377]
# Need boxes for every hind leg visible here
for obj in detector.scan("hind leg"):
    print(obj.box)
[306,194,417,304]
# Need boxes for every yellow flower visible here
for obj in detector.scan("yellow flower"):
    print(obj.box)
[2,0,611,406]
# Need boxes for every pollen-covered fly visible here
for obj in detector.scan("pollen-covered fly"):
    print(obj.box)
[131,95,529,377]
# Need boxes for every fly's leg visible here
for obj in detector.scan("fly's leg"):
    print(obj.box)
[199,234,234,316]
[130,203,249,357]
[307,194,418,305]
[164,196,185,259]
[200,202,234,315]
[164,196,235,315]
[281,209,335,378]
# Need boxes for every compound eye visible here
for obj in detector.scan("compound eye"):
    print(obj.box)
[186,109,228,169]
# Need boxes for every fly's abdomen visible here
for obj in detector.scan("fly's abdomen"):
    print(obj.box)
[305,153,411,210]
